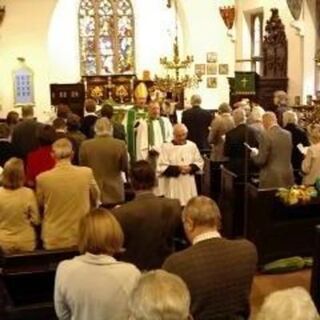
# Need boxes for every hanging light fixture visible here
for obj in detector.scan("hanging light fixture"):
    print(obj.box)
[155,1,201,92]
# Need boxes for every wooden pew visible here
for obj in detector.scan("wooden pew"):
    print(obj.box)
[219,167,247,238]
[0,248,78,320]
[311,225,320,312]
[246,183,320,265]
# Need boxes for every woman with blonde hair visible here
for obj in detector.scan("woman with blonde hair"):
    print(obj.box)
[302,124,320,185]
[0,158,39,252]
[54,208,140,320]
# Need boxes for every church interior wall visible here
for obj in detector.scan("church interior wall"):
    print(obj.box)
[0,0,318,119]
[235,0,317,106]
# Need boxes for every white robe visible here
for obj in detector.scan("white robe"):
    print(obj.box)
[136,117,173,196]
[136,117,173,160]
[157,140,204,206]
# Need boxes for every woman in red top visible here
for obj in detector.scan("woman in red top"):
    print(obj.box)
[26,125,56,188]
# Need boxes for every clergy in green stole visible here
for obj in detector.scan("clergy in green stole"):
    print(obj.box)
[127,82,149,162]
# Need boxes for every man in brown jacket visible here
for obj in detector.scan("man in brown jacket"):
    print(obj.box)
[79,117,128,207]
[163,196,257,320]
[112,160,181,270]
[37,139,100,250]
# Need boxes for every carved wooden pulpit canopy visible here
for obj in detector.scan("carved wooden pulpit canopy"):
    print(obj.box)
[262,8,288,79]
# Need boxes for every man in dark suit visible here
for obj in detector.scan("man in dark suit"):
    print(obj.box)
[182,95,212,152]
[283,110,309,183]
[100,103,126,141]
[163,196,257,320]
[224,108,259,177]
[81,99,98,138]
[251,112,294,188]
[112,160,181,270]
[11,105,42,160]
[79,118,128,208]
[0,123,16,167]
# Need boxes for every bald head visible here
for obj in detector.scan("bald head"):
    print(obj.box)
[173,124,188,145]
[262,112,278,130]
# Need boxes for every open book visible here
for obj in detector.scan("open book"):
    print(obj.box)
[297,143,308,155]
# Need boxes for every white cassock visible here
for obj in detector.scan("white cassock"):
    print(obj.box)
[157,140,204,206]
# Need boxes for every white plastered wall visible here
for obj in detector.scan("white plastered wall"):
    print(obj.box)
[235,0,317,106]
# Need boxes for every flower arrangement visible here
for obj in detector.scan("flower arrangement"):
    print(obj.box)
[276,185,317,205]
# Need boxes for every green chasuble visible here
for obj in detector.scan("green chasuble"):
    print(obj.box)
[126,106,147,162]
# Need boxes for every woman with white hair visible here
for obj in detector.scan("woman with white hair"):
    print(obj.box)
[302,124,320,185]
[248,106,265,133]
[283,110,309,183]
[257,287,319,320]
[129,270,191,320]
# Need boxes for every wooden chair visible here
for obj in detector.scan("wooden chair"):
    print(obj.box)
[0,248,78,320]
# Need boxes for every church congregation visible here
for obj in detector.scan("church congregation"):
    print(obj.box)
[1,0,320,319]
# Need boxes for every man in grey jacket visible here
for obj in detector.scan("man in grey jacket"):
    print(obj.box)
[251,112,294,188]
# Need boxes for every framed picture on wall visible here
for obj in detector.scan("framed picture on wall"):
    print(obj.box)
[219,64,229,75]
[207,77,217,88]
[207,52,217,63]
[195,64,206,77]
[206,63,217,75]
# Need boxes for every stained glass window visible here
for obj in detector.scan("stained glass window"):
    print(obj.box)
[79,0,135,75]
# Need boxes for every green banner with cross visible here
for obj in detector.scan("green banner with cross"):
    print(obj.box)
[234,72,256,95]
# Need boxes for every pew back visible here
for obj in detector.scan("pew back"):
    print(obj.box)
[0,248,78,320]
[247,183,320,264]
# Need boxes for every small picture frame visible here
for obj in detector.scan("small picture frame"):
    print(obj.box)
[195,64,206,77]
[207,77,217,88]
[207,52,217,63]
[218,64,229,75]
[206,63,217,75]
[306,95,313,106]
[294,96,301,106]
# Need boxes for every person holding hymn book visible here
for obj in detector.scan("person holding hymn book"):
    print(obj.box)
[250,112,294,189]
[302,124,320,185]
[54,209,140,320]
[283,110,309,184]
[0,158,39,253]
[157,123,204,206]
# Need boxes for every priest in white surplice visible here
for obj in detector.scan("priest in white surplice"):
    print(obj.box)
[157,124,204,206]
[136,101,173,195]
[136,101,173,160]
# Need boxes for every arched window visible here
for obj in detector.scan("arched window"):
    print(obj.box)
[250,12,263,74]
[79,0,135,76]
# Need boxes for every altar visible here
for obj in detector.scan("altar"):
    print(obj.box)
[50,74,185,120]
